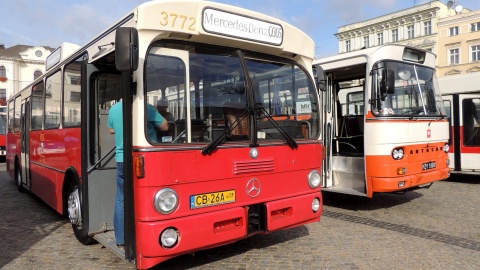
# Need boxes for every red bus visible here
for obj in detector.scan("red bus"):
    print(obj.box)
[0,106,6,158]
[6,1,323,268]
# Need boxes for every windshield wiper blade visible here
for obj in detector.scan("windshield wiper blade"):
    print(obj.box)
[256,105,298,149]
[202,107,250,155]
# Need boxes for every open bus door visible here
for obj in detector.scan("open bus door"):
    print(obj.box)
[322,74,334,188]
[20,98,31,190]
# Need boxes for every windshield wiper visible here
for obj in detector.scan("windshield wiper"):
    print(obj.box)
[202,106,251,155]
[255,105,298,149]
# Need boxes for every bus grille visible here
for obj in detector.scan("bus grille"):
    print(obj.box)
[233,159,274,174]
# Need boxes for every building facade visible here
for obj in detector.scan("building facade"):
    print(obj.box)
[0,44,54,104]
[335,1,465,56]
[437,9,480,76]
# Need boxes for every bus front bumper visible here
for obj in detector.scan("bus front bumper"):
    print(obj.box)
[372,167,450,193]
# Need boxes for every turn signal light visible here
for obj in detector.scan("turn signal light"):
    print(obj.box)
[397,167,407,175]
[134,155,145,178]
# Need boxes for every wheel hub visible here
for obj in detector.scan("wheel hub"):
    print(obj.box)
[68,188,82,227]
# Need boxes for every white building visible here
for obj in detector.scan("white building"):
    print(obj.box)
[0,44,54,104]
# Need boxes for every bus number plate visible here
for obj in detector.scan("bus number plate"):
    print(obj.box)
[422,161,436,171]
[190,190,236,209]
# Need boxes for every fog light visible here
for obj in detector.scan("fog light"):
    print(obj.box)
[160,227,179,248]
[312,198,320,212]
[398,181,406,188]
[397,167,407,175]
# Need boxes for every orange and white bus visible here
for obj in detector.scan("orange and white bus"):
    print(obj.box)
[439,73,480,175]
[313,45,450,198]
[6,1,323,268]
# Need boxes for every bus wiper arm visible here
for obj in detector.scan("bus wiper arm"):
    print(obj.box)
[202,107,250,155]
[256,105,298,149]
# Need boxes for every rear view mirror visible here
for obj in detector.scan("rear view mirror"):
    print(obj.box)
[380,69,395,98]
[115,27,139,72]
[314,65,326,92]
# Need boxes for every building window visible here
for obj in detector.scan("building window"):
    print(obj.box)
[34,70,42,81]
[392,29,398,42]
[424,21,432,35]
[471,22,480,32]
[363,36,369,48]
[345,40,351,52]
[472,45,480,62]
[407,25,415,39]
[377,33,383,46]
[0,66,5,77]
[0,89,6,106]
[449,26,459,36]
[449,48,459,65]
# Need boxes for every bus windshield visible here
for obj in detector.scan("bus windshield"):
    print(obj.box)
[372,61,445,117]
[145,42,319,145]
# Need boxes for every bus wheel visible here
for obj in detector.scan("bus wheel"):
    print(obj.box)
[67,183,95,245]
[16,164,25,192]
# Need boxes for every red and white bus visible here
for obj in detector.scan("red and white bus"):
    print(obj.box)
[6,1,323,268]
[313,45,450,197]
[439,73,480,175]
[0,105,6,158]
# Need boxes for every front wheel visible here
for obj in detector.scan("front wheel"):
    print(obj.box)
[67,181,96,245]
[16,164,25,193]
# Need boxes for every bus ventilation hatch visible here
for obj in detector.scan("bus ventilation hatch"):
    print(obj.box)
[247,204,267,234]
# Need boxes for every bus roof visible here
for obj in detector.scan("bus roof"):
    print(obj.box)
[438,73,480,95]
[313,44,437,71]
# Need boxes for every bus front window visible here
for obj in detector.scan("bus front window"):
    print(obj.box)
[372,61,445,117]
[145,42,319,145]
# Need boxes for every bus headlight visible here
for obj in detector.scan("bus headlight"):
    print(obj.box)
[392,148,404,160]
[444,144,450,153]
[308,170,321,188]
[160,227,179,248]
[154,188,178,214]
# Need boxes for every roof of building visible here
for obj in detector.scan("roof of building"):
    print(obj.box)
[0,44,55,60]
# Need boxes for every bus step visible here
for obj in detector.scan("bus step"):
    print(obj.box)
[93,231,128,260]
[322,186,368,197]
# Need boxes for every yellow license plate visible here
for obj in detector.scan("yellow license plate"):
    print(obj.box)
[190,190,236,209]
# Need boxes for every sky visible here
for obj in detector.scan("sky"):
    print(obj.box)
[2,0,480,58]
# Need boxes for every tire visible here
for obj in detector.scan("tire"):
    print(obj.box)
[16,164,25,193]
[67,181,96,245]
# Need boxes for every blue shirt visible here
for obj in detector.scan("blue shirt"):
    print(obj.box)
[108,101,124,162]
[146,103,165,143]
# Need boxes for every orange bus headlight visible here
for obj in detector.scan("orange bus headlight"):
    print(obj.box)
[444,144,450,153]
[392,148,404,160]
[154,188,179,214]
[308,170,321,188]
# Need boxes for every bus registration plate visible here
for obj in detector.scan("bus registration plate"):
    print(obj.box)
[190,190,236,209]
[422,161,436,171]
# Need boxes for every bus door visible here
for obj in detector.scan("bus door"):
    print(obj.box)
[20,98,31,189]
[442,95,455,170]
[459,94,480,171]
[322,74,334,188]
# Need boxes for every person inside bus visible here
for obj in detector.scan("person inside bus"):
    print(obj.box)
[156,98,174,122]
[463,99,480,145]
[108,100,168,248]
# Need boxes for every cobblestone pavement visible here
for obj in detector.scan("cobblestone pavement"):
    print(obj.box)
[1,159,479,269]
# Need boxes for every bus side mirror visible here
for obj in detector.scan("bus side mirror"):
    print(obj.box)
[115,27,139,72]
[314,65,326,92]
[380,69,395,98]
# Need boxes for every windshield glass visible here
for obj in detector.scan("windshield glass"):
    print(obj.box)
[144,42,319,145]
[371,61,445,117]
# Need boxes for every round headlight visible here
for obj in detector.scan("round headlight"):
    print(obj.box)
[392,148,404,160]
[312,198,321,212]
[154,188,179,214]
[444,144,450,153]
[308,170,321,188]
[160,227,179,248]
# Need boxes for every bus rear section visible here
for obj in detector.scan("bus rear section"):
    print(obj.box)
[315,45,450,198]
[439,73,480,175]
